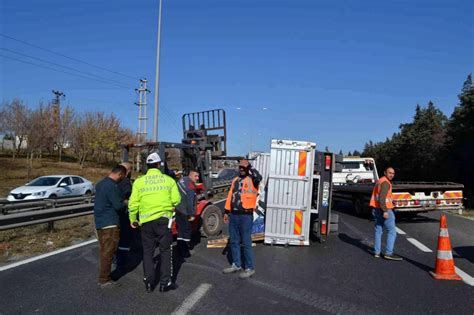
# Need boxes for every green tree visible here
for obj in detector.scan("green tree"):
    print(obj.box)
[444,74,474,205]
[395,102,447,180]
[363,102,447,180]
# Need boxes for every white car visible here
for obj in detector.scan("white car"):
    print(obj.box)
[7,175,94,202]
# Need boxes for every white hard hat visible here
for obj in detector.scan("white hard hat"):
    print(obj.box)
[146,152,162,164]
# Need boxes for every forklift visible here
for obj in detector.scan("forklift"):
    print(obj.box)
[122,109,241,237]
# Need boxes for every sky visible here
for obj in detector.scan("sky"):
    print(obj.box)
[0,0,473,155]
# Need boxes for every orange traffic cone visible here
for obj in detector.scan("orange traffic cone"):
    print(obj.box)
[429,214,461,281]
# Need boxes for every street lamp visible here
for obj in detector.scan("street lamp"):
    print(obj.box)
[153,0,163,142]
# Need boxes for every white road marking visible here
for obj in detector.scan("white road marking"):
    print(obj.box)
[0,239,97,272]
[395,227,406,235]
[401,230,474,287]
[171,283,212,315]
[454,267,474,287]
[406,238,433,253]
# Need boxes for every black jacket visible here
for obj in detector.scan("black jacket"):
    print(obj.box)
[93,177,123,229]
[176,177,196,216]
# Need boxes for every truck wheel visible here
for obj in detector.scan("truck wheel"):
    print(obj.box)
[354,198,365,216]
[201,205,223,237]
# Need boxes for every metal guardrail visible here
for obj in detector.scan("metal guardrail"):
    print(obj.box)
[0,183,232,231]
[0,203,93,231]
[1,196,94,215]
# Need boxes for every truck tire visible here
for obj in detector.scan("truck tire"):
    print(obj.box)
[354,197,367,216]
[201,205,223,237]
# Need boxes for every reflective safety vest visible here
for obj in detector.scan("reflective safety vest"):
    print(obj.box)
[225,176,258,212]
[128,168,181,224]
[369,176,394,209]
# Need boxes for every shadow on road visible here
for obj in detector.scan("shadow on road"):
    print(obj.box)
[338,233,434,272]
[453,246,474,264]
[110,248,143,281]
[338,233,373,255]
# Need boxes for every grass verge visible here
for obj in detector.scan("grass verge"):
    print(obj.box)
[0,215,96,266]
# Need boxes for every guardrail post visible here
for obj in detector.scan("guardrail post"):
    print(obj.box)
[48,199,58,232]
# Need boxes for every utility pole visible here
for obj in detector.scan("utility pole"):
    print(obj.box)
[51,90,65,136]
[135,79,150,143]
[153,0,163,142]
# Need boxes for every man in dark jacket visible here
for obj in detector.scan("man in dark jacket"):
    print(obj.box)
[116,162,134,270]
[93,165,127,288]
[176,169,199,258]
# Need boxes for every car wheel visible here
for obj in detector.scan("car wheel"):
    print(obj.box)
[49,194,58,199]
[201,205,224,237]
[84,190,92,197]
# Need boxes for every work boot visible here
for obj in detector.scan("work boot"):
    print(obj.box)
[383,253,403,261]
[239,269,255,279]
[159,282,178,293]
[143,278,154,293]
[222,263,242,274]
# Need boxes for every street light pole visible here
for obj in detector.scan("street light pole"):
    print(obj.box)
[153,0,163,142]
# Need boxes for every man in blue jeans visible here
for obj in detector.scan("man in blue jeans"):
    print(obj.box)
[223,159,262,278]
[369,167,403,261]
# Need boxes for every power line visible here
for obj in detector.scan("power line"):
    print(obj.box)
[0,54,132,90]
[160,106,182,135]
[0,33,139,81]
[0,47,134,89]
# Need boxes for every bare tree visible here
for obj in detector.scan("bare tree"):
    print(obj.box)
[57,106,75,162]
[71,113,97,169]
[0,99,30,158]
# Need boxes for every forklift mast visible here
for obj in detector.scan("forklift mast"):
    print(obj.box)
[182,109,227,157]
[122,109,233,199]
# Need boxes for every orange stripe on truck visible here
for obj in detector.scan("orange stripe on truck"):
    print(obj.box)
[298,151,307,176]
[294,210,303,235]
[392,193,412,200]
[443,191,462,199]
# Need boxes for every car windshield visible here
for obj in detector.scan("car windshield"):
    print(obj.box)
[28,177,62,186]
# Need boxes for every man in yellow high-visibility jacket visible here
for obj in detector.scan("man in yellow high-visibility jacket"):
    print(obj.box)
[129,152,181,293]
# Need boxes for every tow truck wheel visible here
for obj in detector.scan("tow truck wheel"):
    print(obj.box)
[201,205,223,237]
[354,197,365,216]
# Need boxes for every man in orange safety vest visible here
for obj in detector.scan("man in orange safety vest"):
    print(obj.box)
[223,159,262,279]
[369,167,402,261]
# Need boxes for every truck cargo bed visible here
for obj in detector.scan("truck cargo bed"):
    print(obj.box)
[333,181,464,193]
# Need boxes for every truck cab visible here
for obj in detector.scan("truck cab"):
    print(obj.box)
[332,157,378,185]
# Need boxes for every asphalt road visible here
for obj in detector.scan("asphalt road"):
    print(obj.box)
[1,202,473,314]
